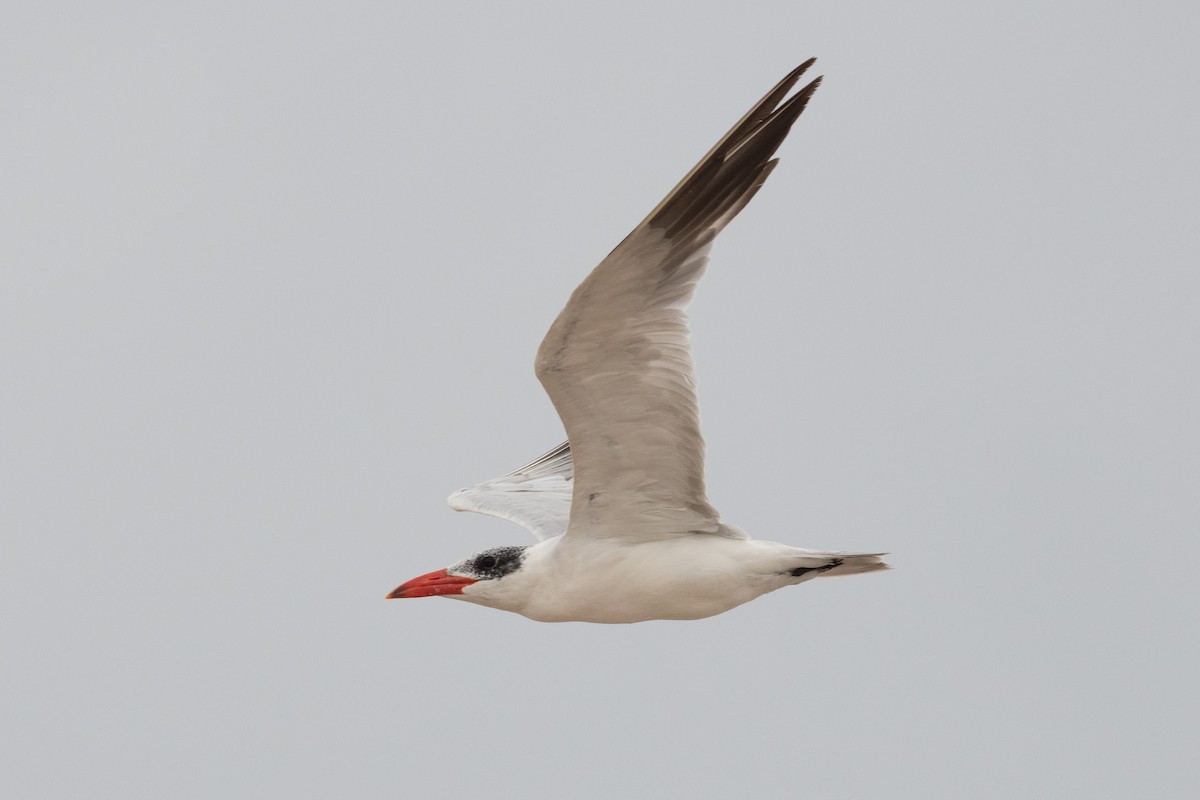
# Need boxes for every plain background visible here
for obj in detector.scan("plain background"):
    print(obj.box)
[3,1,1198,797]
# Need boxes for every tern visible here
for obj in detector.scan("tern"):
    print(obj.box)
[389,60,889,623]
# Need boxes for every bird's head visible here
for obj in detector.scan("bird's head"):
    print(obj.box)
[387,545,530,607]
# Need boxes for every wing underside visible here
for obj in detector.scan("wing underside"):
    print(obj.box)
[447,441,574,541]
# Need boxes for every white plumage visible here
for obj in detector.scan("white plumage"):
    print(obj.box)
[447,442,573,542]
[389,60,888,623]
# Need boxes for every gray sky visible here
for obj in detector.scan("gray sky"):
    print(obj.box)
[3,1,1198,797]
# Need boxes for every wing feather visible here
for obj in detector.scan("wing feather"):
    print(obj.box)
[447,442,573,541]
[535,63,821,542]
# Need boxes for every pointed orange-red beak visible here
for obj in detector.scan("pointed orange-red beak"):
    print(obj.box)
[386,569,477,599]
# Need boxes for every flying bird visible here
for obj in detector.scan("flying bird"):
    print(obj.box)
[389,60,888,623]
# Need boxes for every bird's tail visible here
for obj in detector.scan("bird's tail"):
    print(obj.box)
[823,553,890,577]
[788,550,890,580]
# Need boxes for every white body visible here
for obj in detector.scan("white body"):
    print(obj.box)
[392,62,889,623]
[459,533,881,623]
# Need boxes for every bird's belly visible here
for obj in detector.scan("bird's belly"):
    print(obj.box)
[520,550,775,624]
[523,597,749,624]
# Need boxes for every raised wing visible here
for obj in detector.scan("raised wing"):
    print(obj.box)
[447,441,573,541]
[535,61,821,542]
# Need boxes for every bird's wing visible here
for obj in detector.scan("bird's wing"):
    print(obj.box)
[535,61,821,543]
[447,441,574,541]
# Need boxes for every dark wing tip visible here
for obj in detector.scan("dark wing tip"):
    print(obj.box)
[784,74,823,117]
[789,57,818,82]
[724,61,819,154]
[744,74,821,153]
[646,66,823,243]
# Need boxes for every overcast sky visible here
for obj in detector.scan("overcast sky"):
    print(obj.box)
[3,1,1198,798]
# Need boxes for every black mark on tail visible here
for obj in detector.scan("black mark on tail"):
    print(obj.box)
[789,558,843,578]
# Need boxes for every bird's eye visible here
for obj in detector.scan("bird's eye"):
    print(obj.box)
[477,555,498,570]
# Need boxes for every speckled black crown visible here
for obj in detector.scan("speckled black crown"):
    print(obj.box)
[464,546,527,580]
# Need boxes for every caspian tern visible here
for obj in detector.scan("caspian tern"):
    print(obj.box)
[389,60,889,623]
